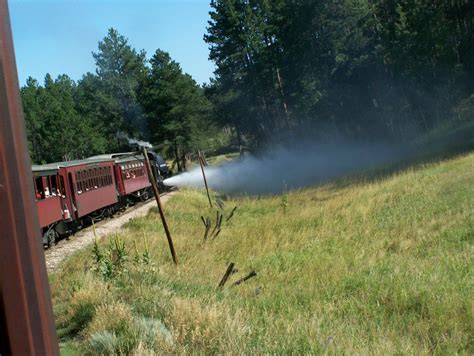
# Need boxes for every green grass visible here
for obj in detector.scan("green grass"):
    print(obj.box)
[205,151,241,165]
[51,152,473,354]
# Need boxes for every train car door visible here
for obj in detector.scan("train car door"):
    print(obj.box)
[67,171,79,219]
[57,168,75,221]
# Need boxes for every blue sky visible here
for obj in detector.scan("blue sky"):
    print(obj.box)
[9,0,216,86]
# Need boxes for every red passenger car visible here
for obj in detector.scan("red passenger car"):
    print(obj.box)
[89,153,152,202]
[32,158,117,246]
[114,155,151,199]
[64,159,117,218]
[33,151,169,247]
[32,164,63,245]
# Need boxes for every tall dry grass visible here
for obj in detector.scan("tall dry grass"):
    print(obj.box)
[52,153,474,354]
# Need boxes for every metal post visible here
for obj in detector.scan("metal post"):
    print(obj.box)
[0,0,59,354]
[198,151,212,208]
[142,147,178,265]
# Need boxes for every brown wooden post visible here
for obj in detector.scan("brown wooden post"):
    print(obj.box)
[218,262,235,288]
[198,151,212,208]
[232,271,257,286]
[0,1,59,354]
[142,147,178,265]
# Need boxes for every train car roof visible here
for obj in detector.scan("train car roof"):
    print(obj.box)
[115,154,145,164]
[87,152,132,160]
[88,152,145,164]
[32,158,113,176]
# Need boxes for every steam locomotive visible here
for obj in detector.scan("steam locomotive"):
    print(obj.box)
[32,151,169,247]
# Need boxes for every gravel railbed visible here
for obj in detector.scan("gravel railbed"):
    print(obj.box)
[45,192,175,272]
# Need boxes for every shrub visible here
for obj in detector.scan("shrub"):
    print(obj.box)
[85,302,138,354]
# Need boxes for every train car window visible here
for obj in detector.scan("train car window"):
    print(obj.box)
[42,177,51,198]
[76,172,80,193]
[35,177,44,199]
[46,176,51,191]
[97,168,101,187]
[84,171,89,191]
[60,175,66,196]
[87,169,92,190]
[51,175,59,196]
[96,168,100,188]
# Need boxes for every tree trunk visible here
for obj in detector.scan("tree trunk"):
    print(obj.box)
[174,141,181,172]
[276,66,290,126]
[235,124,242,147]
[181,151,187,171]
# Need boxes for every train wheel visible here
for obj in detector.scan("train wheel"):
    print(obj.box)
[106,207,115,218]
[140,190,149,202]
[43,229,58,248]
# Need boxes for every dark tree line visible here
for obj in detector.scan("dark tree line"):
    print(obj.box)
[22,2,474,165]
[204,0,474,145]
[22,29,213,167]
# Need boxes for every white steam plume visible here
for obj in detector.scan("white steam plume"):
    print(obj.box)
[163,142,398,195]
[116,131,152,149]
[127,137,152,149]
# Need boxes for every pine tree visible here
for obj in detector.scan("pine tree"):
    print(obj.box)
[90,28,148,144]
[139,50,212,170]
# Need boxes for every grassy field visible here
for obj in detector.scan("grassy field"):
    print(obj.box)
[52,151,473,354]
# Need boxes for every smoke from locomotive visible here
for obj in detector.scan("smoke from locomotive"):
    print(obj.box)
[117,131,153,149]
[163,142,397,195]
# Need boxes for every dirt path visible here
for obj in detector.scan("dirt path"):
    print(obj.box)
[45,192,175,272]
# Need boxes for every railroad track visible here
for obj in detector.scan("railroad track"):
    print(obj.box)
[45,190,176,272]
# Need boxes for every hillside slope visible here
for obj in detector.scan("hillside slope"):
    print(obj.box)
[53,152,473,354]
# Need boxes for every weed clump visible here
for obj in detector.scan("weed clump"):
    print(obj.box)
[55,274,110,338]
[85,302,138,354]
[164,298,248,354]
[92,234,129,280]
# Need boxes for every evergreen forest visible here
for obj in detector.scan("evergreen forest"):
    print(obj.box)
[21,1,474,167]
